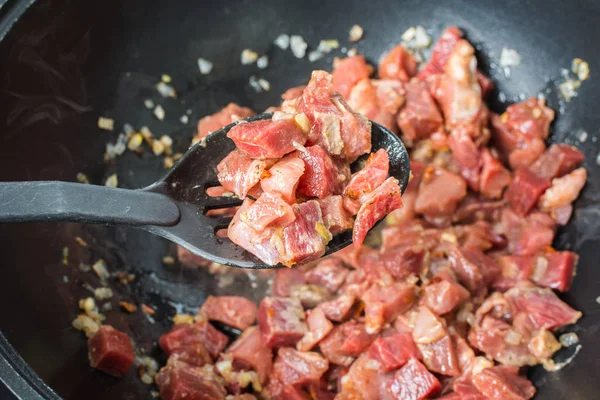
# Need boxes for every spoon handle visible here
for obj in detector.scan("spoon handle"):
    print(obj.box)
[0,181,180,226]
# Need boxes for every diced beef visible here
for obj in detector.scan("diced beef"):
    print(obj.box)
[353,177,403,245]
[258,297,307,348]
[412,306,447,345]
[373,79,406,114]
[418,26,463,81]
[377,245,427,280]
[320,294,357,322]
[369,333,421,372]
[504,97,554,141]
[289,284,332,309]
[156,363,227,400]
[228,199,281,266]
[504,168,551,216]
[435,40,483,128]
[397,81,444,143]
[272,347,329,386]
[472,365,536,400]
[198,296,257,331]
[217,150,273,199]
[452,382,488,400]
[317,196,354,235]
[417,334,461,376]
[297,307,334,351]
[159,322,228,362]
[421,271,470,315]
[347,78,399,133]
[387,358,441,400]
[344,149,390,203]
[453,196,506,224]
[415,167,467,218]
[533,251,578,291]
[241,192,296,231]
[530,144,585,180]
[336,354,394,400]
[272,268,306,297]
[298,145,349,198]
[332,94,373,162]
[88,325,135,377]
[480,148,511,198]
[448,246,501,291]
[197,103,255,140]
[447,124,482,190]
[378,45,418,82]
[505,285,582,330]
[500,208,556,256]
[226,326,273,384]
[282,85,307,101]
[305,258,350,292]
[538,167,587,211]
[362,282,417,334]
[260,153,306,204]
[332,55,373,98]
[227,118,307,159]
[319,320,378,366]
[281,200,330,265]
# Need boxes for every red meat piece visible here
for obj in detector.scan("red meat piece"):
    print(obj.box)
[297,307,334,351]
[298,145,349,198]
[362,282,416,334]
[196,103,255,140]
[415,167,467,218]
[227,118,307,159]
[387,358,441,400]
[378,45,418,82]
[156,363,227,400]
[480,148,512,199]
[317,196,355,235]
[534,251,578,291]
[257,297,307,348]
[88,326,135,377]
[198,296,257,331]
[397,81,444,142]
[337,353,394,400]
[260,153,305,204]
[226,326,273,384]
[530,144,585,180]
[421,271,470,315]
[319,294,357,322]
[472,365,536,400]
[332,55,373,98]
[272,347,329,386]
[504,97,554,140]
[217,150,273,199]
[241,192,296,231]
[281,200,330,266]
[344,149,390,203]
[369,333,421,372]
[305,258,350,292]
[418,26,463,81]
[159,322,228,362]
[505,168,551,216]
[272,268,306,297]
[353,177,403,245]
[319,320,378,366]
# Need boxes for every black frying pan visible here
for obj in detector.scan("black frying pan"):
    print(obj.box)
[0,0,598,399]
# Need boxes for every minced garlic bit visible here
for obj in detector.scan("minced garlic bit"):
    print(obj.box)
[401,26,417,42]
[180,115,189,124]
[572,58,589,81]
[440,232,457,243]
[152,140,165,156]
[127,133,143,151]
[258,78,271,91]
[156,82,176,98]
[72,314,100,337]
[290,35,308,58]
[161,74,172,83]
[173,313,194,325]
[173,153,183,161]
[257,55,269,69]
[241,49,259,65]
[315,222,333,243]
[140,126,154,142]
[79,297,96,313]
[97,117,114,131]
[104,174,118,188]
[153,105,165,120]
[294,113,310,133]
[160,135,173,148]
[62,247,69,265]
[120,301,137,313]
[198,57,213,75]
[308,51,325,62]
[401,26,431,50]
[349,24,364,42]
[76,173,90,184]
[499,48,521,68]
[75,236,88,247]
[249,75,262,92]
[144,99,155,109]
[274,34,290,50]
[347,48,358,57]
[163,157,174,169]
[115,272,136,284]
[318,39,339,53]
[92,259,110,280]
[94,287,113,301]
[559,332,579,347]
[558,78,581,102]
[163,256,175,265]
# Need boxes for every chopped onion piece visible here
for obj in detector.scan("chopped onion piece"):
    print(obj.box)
[274,34,290,50]
[198,58,213,74]
[349,24,364,42]
[290,35,308,58]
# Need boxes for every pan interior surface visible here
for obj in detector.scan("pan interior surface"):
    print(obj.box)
[0,0,599,399]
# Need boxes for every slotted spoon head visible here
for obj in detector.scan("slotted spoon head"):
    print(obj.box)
[143,113,410,269]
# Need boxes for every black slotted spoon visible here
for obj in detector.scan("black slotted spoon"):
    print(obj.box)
[0,113,410,269]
